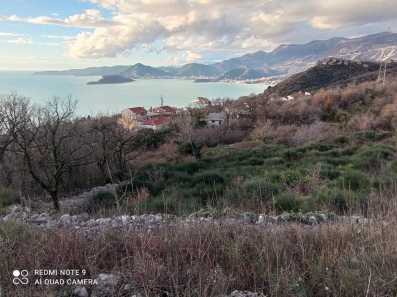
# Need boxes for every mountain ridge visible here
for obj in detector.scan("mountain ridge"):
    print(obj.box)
[33,32,397,82]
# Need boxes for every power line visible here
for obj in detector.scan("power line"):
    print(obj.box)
[377,27,393,86]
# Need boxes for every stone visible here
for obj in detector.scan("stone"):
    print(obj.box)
[46,220,58,228]
[86,219,98,227]
[60,214,71,222]
[96,218,112,225]
[8,204,22,213]
[120,215,130,225]
[72,285,88,297]
[358,218,369,225]
[92,273,121,297]
[228,290,258,297]
[30,213,49,224]
[309,216,318,225]
[256,215,269,226]
[243,214,253,224]
[340,216,350,224]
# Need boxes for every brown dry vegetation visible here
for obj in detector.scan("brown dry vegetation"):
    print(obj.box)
[1,204,397,296]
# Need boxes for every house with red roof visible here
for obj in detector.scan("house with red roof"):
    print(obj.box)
[121,107,148,120]
[150,105,176,116]
[138,115,173,131]
[118,106,149,129]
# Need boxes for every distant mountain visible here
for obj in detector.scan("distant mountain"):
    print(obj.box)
[156,66,180,74]
[33,32,397,83]
[87,75,133,85]
[120,63,168,78]
[216,32,397,75]
[33,65,132,76]
[218,67,278,80]
[176,63,221,77]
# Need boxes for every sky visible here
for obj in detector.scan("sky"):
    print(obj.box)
[1,0,397,71]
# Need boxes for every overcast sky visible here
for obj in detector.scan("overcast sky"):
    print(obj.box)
[1,0,397,70]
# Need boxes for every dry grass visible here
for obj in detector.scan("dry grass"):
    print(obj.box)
[1,205,397,297]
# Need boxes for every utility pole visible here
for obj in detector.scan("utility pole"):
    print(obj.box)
[160,95,164,106]
[377,27,393,86]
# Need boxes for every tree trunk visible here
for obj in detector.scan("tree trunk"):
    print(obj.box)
[49,190,60,211]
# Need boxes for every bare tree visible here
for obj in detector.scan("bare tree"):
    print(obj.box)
[249,119,275,142]
[90,116,167,181]
[4,94,95,210]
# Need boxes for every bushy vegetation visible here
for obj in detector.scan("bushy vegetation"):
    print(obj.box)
[109,140,396,217]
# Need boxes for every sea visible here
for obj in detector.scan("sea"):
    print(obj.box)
[0,71,267,117]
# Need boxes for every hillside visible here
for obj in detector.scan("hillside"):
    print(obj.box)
[176,63,221,77]
[263,59,396,97]
[218,67,276,80]
[118,63,168,78]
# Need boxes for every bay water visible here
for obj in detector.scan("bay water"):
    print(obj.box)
[0,71,267,117]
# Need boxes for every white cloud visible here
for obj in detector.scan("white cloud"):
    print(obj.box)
[186,51,201,62]
[8,38,33,44]
[3,9,117,28]
[0,32,23,37]
[2,0,397,61]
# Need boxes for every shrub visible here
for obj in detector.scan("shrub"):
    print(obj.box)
[264,157,285,166]
[334,135,349,145]
[354,131,393,143]
[291,121,330,146]
[307,187,359,213]
[275,193,304,213]
[353,145,395,169]
[191,171,225,186]
[175,161,204,175]
[87,191,116,214]
[0,187,20,208]
[338,169,368,191]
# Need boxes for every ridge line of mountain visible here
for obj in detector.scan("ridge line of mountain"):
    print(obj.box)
[33,31,397,83]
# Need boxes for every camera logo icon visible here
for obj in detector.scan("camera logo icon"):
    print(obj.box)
[12,270,29,285]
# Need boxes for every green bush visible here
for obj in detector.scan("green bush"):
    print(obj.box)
[319,165,340,180]
[355,131,393,143]
[338,169,368,191]
[275,193,304,213]
[241,178,280,198]
[280,169,302,185]
[307,187,364,213]
[353,145,395,169]
[341,146,359,156]
[87,191,116,214]
[0,187,20,208]
[334,135,349,145]
[175,161,204,175]
[264,157,285,166]
[191,171,225,186]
